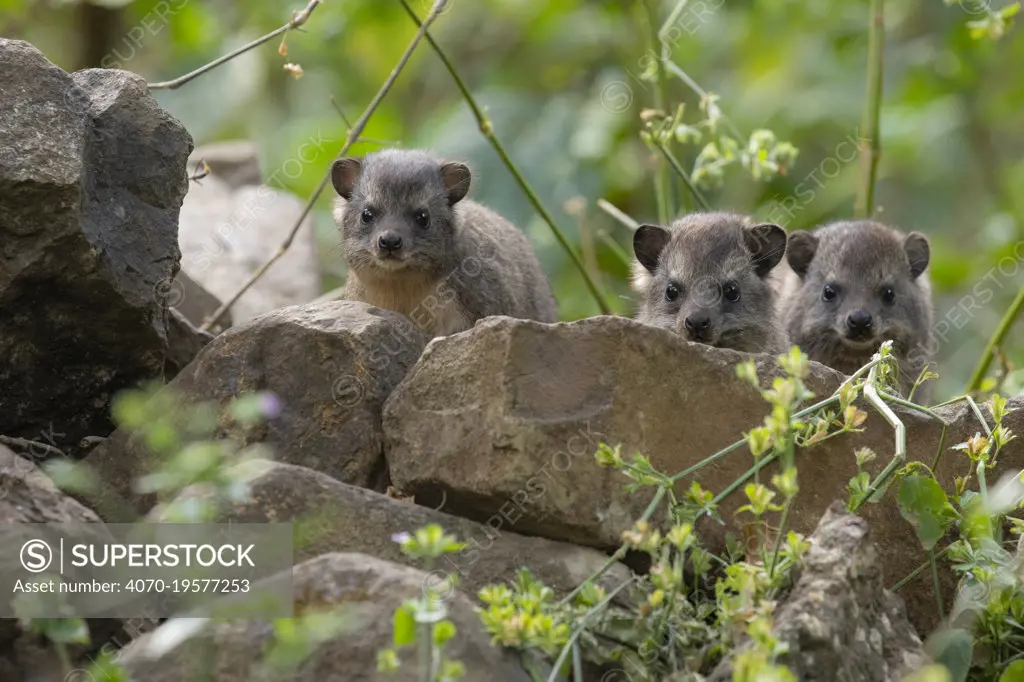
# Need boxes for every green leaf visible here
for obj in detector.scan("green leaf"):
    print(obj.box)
[999,660,1024,682]
[898,475,957,551]
[924,629,972,682]
[392,606,416,647]
[433,619,457,646]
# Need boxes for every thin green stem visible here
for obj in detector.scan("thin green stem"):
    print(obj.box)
[890,544,951,592]
[547,577,637,682]
[930,421,949,472]
[148,0,323,90]
[643,0,671,224]
[558,486,666,607]
[597,230,633,270]
[401,0,611,314]
[769,496,793,579]
[597,199,640,231]
[201,0,449,331]
[929,549,945,619]
[657,143,711,211]
[854,0,884,218]
[965,286,1024,393]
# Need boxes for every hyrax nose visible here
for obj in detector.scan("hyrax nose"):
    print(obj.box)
[684,313,711,334]
[377,232,403,253]
[846,309,873,332]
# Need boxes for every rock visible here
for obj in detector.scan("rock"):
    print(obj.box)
[176,168,320,327]
[0,444,104,524]
[171,269,231,332]
[383,315,1024,635]
[82,301,428,521]
[118,552,541,682]
[150,459,633,599]
[0,39,192,457]
[0,446,124,678]
[163,307,215,378]
[707,502,928,681]
[189,139,263,189]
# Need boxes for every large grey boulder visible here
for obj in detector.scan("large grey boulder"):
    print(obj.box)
[383,315,1024,635]
[118,552,540,682]
[176,156,321,327]
[0,39,192,456]
[707,503,929,681]
[149,459,633,599]
[82,301,428,521]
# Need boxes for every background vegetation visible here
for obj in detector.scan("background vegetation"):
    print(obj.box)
[3,0,1023,400]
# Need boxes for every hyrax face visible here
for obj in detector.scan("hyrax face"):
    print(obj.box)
[330,150,471,277]
[785,220,931,359]
[632,213,787,352]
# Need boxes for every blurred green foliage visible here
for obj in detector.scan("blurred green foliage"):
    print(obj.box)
[4,0,1023,400]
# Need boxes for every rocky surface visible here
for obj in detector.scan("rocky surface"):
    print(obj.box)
[384,314,1024,635]
[176,162,320,327]
[189,139,264,189]
[708,502,929,681]
[171,268,231,333]
[0,39,192,457]
[83,301,429,521]
[149,459,633,599]
[0,445,124,680]
[118,552,542,682]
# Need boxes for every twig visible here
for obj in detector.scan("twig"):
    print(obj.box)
[657,143,710,211]
[148,0,323,90]
[596,199,639,231]
[643,0,671,224]
[399,0,611,315]
[0,435,68,459]
[854,0,884,218]
[965,286,1024,393]
[597,230,633,270]
[200,0,451,332]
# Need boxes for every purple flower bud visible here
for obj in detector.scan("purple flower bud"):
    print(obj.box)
[391,532,411,545]
[258,392,282,419]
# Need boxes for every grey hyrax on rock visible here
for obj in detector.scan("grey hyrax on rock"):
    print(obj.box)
[778,220,934,398]
[632,212,790,354]
[330,150,558,337]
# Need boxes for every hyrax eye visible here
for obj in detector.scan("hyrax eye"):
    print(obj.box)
[881,286,895,304]
[665,283,681,302]
[822,284,837,302]
[723,282,740,302]
[360,208,374,224]
[413,209,430,229]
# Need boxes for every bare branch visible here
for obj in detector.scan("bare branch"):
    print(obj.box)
[148,0,323,90]
[199,0,451,332]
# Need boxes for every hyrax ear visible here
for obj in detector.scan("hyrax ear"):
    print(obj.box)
[440,162,472,205]
[744,223,787,278]
[904,231,930,280]
[633,224,671,273]
[786,230,819,279]
[330,158,362,200]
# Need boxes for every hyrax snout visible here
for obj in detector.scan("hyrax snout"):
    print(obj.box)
[778,219,934,397]
[632,212,790,354]
[330,149,558,337]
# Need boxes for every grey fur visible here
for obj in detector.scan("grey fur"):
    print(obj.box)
[631,212,790,354]
[777,219,934,399]
[331,150,558,337]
